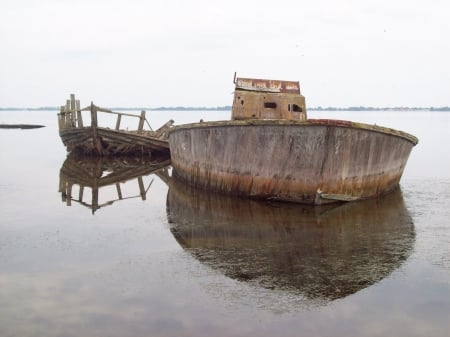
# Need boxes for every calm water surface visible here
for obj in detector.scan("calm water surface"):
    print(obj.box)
[0,109,449,337]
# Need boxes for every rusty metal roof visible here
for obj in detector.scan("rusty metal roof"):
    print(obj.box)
[235,77,301,94]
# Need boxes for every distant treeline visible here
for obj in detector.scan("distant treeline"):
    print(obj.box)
[1,106,450,111]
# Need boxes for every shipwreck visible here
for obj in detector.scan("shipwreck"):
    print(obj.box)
[168,75,418,204]
[58,94,172,156]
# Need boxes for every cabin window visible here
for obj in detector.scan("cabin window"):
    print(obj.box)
[264,102,277,109]
[289,104,302,112]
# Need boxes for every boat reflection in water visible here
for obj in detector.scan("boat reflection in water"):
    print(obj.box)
[59,154,171,214]
[167,178,415,303]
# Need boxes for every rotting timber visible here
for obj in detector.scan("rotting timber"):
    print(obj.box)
[58,94,172,156]
[168,75,419,205]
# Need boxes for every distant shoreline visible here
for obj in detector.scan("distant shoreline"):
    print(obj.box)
[1,106,449,111]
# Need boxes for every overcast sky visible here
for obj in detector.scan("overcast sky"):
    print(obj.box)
[1,0,449,108]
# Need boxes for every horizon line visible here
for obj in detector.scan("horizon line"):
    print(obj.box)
[1,105,450,111]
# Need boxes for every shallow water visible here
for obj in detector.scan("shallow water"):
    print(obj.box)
[0,109,449,337]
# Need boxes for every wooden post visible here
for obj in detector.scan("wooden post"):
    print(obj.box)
[78,186,84,202]
[91,102,102,155]
[91,101,98,128]
[65,100,71,128]
[70,94,76,127]
[58,106,65,130]
[66,183,72,206]
[115,183,123,199]
[76,99,83,127]
[138,110,145,133]
[138,177,146,200]
[115,114,122,130]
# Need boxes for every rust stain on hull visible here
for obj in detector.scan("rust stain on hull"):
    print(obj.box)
[169,119,417,205]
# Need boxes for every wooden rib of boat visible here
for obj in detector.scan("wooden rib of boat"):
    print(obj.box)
[168,75,419,204]
[58,95,172,156]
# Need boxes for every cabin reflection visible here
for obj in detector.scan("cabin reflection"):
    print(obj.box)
[167,178,415,303]
[59,155,171,214]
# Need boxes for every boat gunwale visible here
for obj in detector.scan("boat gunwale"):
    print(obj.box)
[168,119,419,145]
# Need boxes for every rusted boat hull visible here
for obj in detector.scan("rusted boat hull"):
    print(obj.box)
[168,119,418,204]
[60,127,170,156]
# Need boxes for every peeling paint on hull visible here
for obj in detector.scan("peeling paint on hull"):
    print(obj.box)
[168,119,418,205]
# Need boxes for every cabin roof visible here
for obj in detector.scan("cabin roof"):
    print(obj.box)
[235,77,301,94]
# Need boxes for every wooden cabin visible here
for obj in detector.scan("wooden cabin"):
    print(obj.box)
[231,76,307,121]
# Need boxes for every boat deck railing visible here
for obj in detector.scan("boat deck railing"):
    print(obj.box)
[58,94,153,134]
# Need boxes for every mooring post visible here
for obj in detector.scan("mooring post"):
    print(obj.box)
[138,110,145,133]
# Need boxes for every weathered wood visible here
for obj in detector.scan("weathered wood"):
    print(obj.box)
[115,183,123,199]
[78,186,84,202]
[58,106,65,130]
[59,95,172,156]
[90,101,98,128]
[66,183,72,206]
[115,114,122,130]
[70,94,76,126]
[65,100,71,128]
[138,111,145,133]
[138,177,146,200]
[76,99,83,127]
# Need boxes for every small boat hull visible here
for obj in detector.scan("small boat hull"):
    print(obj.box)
[168,119,418,204]
[60,127,170,156]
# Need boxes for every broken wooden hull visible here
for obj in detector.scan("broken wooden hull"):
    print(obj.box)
[168,119,418,204]
[59,126,170,156]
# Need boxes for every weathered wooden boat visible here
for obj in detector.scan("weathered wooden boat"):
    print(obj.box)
[168,75,419,204]
[58,94,173,156]
[59,154,171,214]
[167,178,414,301]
